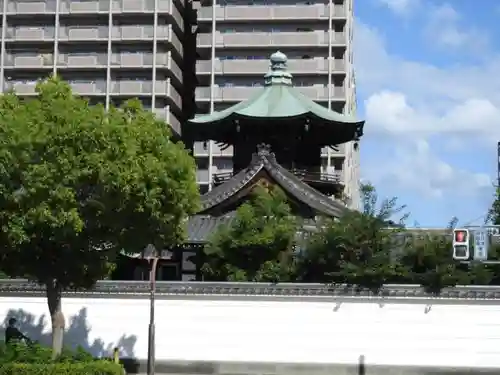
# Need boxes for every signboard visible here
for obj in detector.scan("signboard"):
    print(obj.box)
[473,228,489,261]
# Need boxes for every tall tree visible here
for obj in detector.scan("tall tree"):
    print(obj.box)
[298,183,408,290]
[402,218,495,293]
[0,77,199,356]
[201,184,298,282]
[487,187,500,225]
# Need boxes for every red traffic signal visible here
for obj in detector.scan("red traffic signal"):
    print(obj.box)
[453,229,468,244]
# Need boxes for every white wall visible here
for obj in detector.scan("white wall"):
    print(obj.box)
[1,296,500,369]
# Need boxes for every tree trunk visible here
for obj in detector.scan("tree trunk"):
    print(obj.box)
[46,281,65,359]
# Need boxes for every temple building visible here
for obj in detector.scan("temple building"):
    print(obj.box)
[113,52,364,281]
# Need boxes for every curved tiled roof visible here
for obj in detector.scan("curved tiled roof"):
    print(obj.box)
[185,52,364,146]
[199,145,346,218]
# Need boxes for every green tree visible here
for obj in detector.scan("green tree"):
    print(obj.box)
[201,185,298,282]
[0,77,199,356]
[298,183,408,291]
[487,187,500,225]
[401,218,495,294]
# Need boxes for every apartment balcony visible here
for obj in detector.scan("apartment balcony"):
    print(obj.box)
[111,51,182,83]
[151,107,181,134]
[196,4,346,22]
[70,81,107,95]
[196,58,345,75]
[197,31,345,48]
[110,79,181,109]
[5,27,55,42]
[59,0,110,13]
[58,26,109,42]
[56,53,107,69]
[5,80,107,96]
[4,81,39,95]
[3,54,54,69]
[112,0,154,12]
[195,85,345,102]
[111,0,184,32]
[158,0,184,32]
[54,25,182,55]
[111,25,183,55]
[6,0,57,14]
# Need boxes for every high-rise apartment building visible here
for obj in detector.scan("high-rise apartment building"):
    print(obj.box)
[0,0,359,209]
[0,0,184,133]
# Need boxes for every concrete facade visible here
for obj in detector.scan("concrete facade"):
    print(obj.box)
[0,0,184,134]
[0,0,360,209]
[1,294,500,374]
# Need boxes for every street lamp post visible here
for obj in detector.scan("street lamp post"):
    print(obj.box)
[143,247,173,375]
[147,256,159,375]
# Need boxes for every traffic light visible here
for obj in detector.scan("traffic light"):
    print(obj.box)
[452,228,470,260]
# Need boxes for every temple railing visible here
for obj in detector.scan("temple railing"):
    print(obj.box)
[289,168,342,185]
[213,172,233,185]
[212,169,343,187]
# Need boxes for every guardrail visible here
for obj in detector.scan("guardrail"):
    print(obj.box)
[2,280,500,300]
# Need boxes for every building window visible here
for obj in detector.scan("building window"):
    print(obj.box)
[215,157,233,170]
[196,158,209,170]
[198,184,209,194]
[333,158,343,171]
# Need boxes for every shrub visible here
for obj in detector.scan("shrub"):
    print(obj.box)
[0,361,123,375]
[0,342,124,375]
[0,342,94,365]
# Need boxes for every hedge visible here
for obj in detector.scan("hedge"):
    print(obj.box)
[0,361,124,375]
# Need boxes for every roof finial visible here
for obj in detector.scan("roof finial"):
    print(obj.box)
[264,51,292,86]
[270,51,287,70]
[257,143,272,156]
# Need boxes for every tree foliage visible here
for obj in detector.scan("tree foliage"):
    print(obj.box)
[400,221,470,295]
[0,77,199,356]
[487,187,500,225]
[297,183,409,291]
[201,184,298,282]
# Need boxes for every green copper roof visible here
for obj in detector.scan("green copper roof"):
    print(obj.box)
[189,51,362,125]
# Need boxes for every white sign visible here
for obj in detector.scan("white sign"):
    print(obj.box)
[473,229,489,261]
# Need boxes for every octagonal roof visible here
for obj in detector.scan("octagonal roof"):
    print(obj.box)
[188,51,363,125]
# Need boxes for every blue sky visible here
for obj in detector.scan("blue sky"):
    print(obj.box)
[355,0,500,227]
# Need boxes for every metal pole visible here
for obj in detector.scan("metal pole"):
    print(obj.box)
[326,0,333,170]
[0,0,7,92]
[208,0,217,191]
[497,141,500,187]
[147,257,159,375]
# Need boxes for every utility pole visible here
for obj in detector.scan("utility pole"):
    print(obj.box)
[497,141,500,187]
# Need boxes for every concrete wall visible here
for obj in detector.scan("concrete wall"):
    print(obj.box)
[1,296,500,374]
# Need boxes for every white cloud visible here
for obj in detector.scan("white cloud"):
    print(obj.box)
[364,91,500,139]
[424,3,489,51]
[355,9,497,210]
[368,138,492,199]
[377,0,420,16]
[355,22,500,104]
